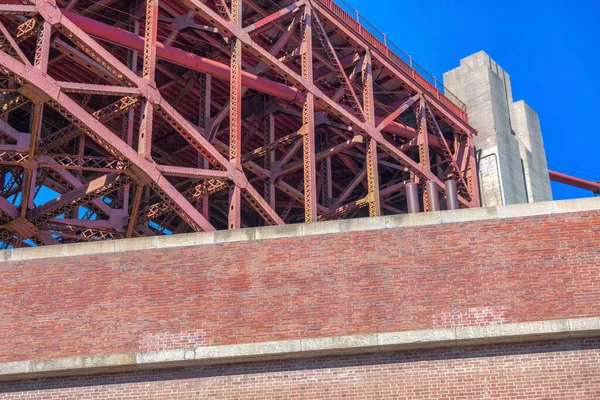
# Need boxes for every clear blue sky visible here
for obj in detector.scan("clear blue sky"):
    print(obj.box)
[345,0,599,200]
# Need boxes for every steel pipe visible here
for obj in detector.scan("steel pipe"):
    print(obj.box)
[445,179,459,210]
[426,180,440,211]
[406,182,420,213]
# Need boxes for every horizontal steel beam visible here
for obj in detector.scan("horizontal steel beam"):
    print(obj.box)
[155,165,231,180]
[61,9,301,102]
[549,170,600,194]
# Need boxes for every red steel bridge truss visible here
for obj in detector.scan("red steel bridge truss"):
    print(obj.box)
[0,0,479,247]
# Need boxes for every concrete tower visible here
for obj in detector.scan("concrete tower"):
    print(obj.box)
[444,51,552,206]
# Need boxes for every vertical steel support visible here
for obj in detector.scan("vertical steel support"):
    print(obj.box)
[198,74,211,130]
[203,75,212,219]
[417,96,431,212]
[434,153,444,180]
[445,179,459,210]
[123,20,139,212]
[264,113,276,209]
[228,0,242,229]
[198,73,211,220]
[362,50,380,216]
[76,134,85,182]
[406,182,420,214]
[320,157,331,208]
[300,6,317,222]
[20,103,42,218]
[73,127,86,218]
[466,135,481,207]
[142,0,158,83]
[131,14,151,229]
[426,180,439,211]
[201,158,210,219]
[126,184,143,238]
[33,20,51,72]
[138,0,158,157]
[20,20,51,219]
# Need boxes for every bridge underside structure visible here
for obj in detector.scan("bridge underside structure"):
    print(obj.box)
[0,0,479,247]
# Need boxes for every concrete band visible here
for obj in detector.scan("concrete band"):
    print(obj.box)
[1,316,599,381]
[1,197,599,263]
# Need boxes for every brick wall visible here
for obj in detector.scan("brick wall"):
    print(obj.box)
[1,339,599,399]
[1,210,599,364]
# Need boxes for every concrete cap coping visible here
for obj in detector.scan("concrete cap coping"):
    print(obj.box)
[0,316,598,382]
[0,197,598,263]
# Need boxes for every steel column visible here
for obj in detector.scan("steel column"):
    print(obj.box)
[18,19,50,221]
[362,51,380,217]
[228,0,242,229]
[320,157,331,208]
[264,113,276,209]
[549,170,600,194]
[417,96,431,211]
[126,185,143,238]
[426,180,440,212]
[406,182,420,214]
[198,73,211,220]
[445,180,459,210]
[138,0,159,157]
[300,5,317,222]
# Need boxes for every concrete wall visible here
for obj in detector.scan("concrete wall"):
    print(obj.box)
[0,197,599,399]
[511,100,553,201]
[444,51,552,206]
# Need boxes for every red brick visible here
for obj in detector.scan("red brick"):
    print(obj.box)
[1,211,599,362]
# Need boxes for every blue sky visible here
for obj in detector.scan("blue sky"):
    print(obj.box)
[344,0,599,200]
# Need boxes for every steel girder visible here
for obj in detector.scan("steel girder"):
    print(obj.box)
[549,170,600,195]
[0,0,479,247]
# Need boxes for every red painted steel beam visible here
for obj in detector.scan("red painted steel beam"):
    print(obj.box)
[49,218,117,230]
[60,9,301,102]
[549,170,600,194]
[155,165,230,180]
[0,195,19,221]
[243,1,303,33]
[0,3,436,147]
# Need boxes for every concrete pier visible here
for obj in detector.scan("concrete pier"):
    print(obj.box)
[444,51,552,206]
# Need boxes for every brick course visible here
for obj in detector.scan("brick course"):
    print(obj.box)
[1,210,599,365]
